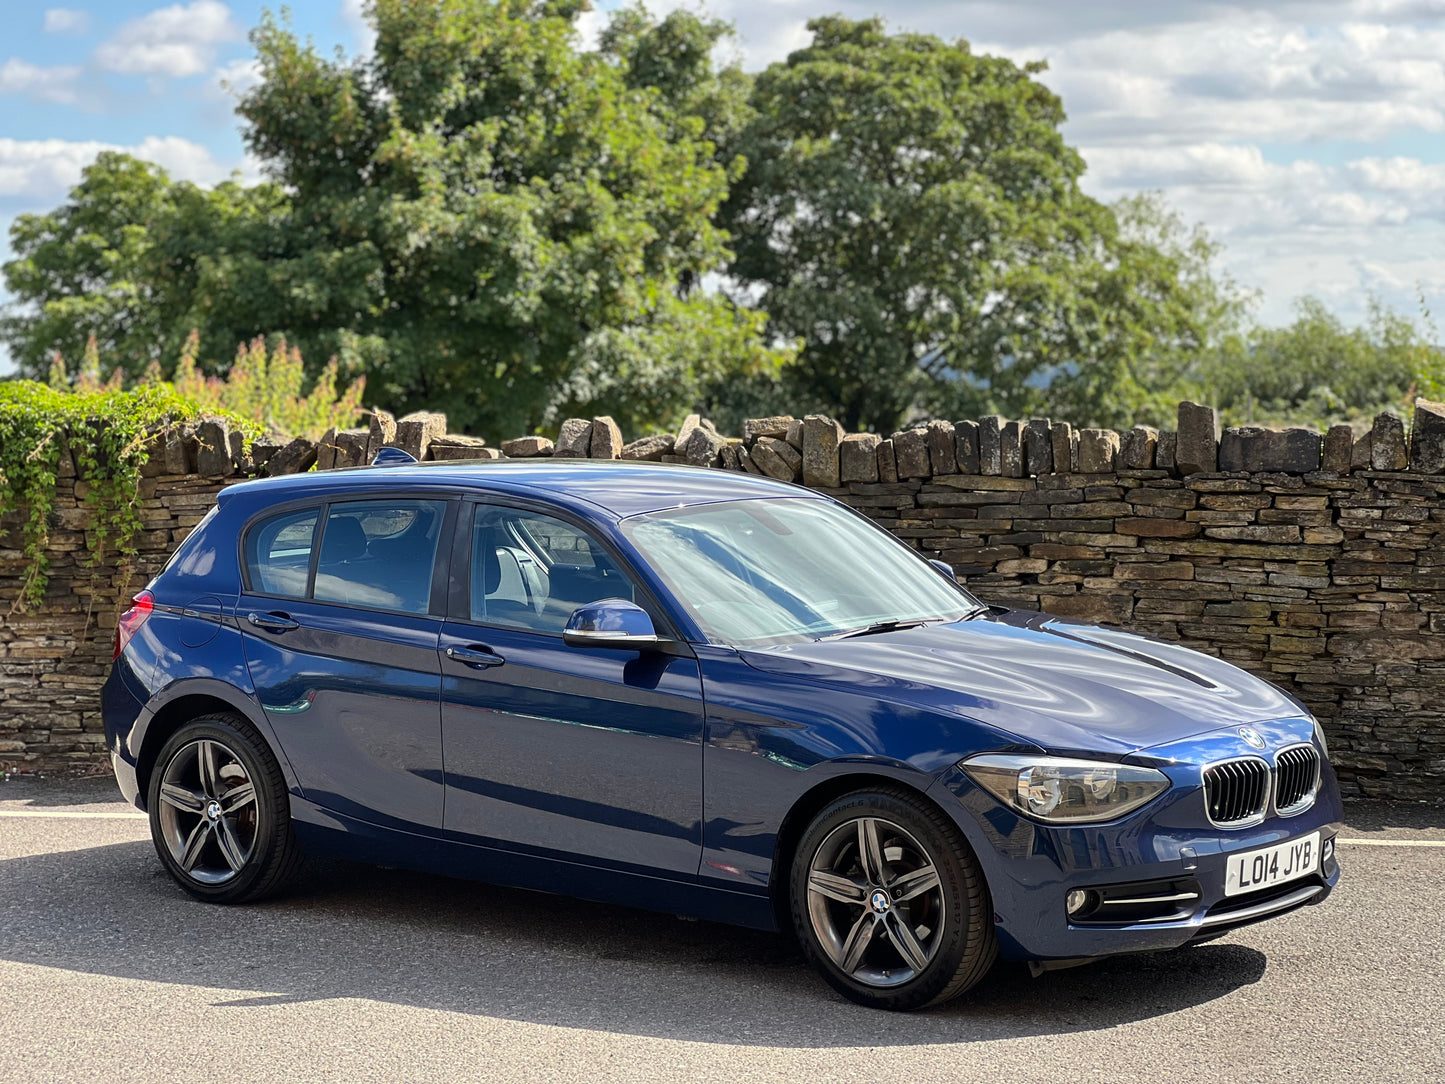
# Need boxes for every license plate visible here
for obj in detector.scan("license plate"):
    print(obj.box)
[1224,831,1320,897]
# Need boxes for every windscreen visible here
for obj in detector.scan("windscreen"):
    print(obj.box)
[622,498,981,645]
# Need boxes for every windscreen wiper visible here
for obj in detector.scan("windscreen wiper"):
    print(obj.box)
[825,618,933,640]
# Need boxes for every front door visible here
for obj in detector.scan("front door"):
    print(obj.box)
[439,503,705,878]
[239,497,454,830]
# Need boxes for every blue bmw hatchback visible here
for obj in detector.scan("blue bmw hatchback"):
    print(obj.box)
[104,458,1341,1010]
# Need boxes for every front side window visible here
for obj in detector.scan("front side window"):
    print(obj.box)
[622,498,981,645]
[312,499,448,615]
[470,507,634,634]
[244,507,318,599]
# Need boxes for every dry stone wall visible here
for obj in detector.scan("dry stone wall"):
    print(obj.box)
[4,401,1444,802]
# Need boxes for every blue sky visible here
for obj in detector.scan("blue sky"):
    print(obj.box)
[3,0,1444,375]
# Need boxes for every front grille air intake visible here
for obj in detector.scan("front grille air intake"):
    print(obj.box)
[1203,757,1270,827]
[1274,744,1321,815]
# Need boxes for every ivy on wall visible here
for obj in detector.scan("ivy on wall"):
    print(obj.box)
[0,381,254,611]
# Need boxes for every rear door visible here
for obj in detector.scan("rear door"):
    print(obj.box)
[239,496,456,830]
[438,501,706,878]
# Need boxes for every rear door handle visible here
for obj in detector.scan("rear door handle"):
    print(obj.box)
[247,612,299,633]
[446,644,506,669]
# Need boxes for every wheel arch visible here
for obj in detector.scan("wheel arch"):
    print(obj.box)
[767,767,954,935]
[134,681,294,811]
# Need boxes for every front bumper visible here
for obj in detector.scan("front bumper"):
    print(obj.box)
[932,717,1344,962]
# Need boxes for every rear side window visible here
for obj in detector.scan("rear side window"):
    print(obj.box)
[313,499,448,615]
[245,508,318,599]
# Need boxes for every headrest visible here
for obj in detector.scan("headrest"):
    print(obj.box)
[320,517,368,563]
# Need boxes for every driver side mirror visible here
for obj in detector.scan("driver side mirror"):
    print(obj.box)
[563,599,662,650]
[930,559,957,581]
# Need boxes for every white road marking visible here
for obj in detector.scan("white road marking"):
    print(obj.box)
[0,810,146,820]
[1337,837,1445,847]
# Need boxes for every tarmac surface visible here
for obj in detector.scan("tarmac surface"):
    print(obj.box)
[1,776,1442,1083]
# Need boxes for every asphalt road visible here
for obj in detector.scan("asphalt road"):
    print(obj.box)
[1,778,1442,1084]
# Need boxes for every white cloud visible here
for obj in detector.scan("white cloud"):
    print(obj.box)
[43,8,90,34]
[341,0,376,59]
[0,136,239,199]
[0,58,83,104]
[211,56,261,99]
[94,0,241,78]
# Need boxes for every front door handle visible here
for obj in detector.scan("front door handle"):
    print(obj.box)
[247,612,299,633]
[446,644,506,669]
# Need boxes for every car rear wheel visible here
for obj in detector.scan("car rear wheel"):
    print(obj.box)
[147,713,301,903]
[790,786,996,1010]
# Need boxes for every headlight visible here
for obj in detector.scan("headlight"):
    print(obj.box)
[1313,718,1330,759]
[961,755,1170,824]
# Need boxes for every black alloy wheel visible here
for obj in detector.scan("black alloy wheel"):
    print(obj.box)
[790,786,997,1010]
[147,713,301,903]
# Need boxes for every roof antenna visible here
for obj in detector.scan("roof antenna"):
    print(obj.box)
[372,447,418,467]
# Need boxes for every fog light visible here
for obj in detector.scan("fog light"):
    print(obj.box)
[1066,889,1093,916]
[1323,838,1334,862]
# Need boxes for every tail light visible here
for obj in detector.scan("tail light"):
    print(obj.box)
[113,590,155,660]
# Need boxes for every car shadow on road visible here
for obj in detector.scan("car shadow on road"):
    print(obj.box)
[0,839,1269,1047]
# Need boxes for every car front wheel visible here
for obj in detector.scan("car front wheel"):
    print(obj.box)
[790,786,997,1010]
[147,713,301,903]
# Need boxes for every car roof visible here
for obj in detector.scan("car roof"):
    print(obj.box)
[217,459,820,520]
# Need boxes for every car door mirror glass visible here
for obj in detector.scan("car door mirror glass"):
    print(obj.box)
[563,599,660,649]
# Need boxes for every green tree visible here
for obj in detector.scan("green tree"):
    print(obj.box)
[235,0,786,435]
[724,17,1240,432]
[1,153,174,379]
[1192,297,1441,428]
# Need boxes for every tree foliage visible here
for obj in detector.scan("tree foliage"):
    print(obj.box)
[723,17,1250,432]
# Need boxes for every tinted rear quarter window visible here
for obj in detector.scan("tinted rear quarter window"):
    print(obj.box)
[245,508,318,599]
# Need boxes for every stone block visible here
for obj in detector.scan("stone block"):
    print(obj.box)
[1409,398,1445,473]
[315,427,338,471]
[1050,421,1076,473]
[621,434,674,461]
[978,415,1004,475]
[1371,412,1408,471]
[1121,426,1158,470]
[195,417,232,477]
[266,437,317,476]
[785,418,804,450]
[1076,429,1120,473]
[877,439,899,483]
[590,416,624,459]
[892,428,931,479]
[394,411,446,459]
[332,429,369,468]
[1176,401,1218,475]
[501,435,555,457]
[839,433,881,483]
[1024,418,1052,476]
[683,426,727,467]
[803,414,845,487]
[926,420,957,476]
[365,409,397,462]
[752,437,800,481]
[744,416,793,444]
[1351,431,1374,470]
[1220,426,1321,473]
[1323,424,1354,473]
[1156,430,1177,473]
[1000,421,1024,478]
[955,421,980,474]
[163,428,189,475]
[556,418,594,458]
[429,435,491,461]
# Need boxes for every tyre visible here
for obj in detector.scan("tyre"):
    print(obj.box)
[146,712,301,903]
[789,786,997,1010]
